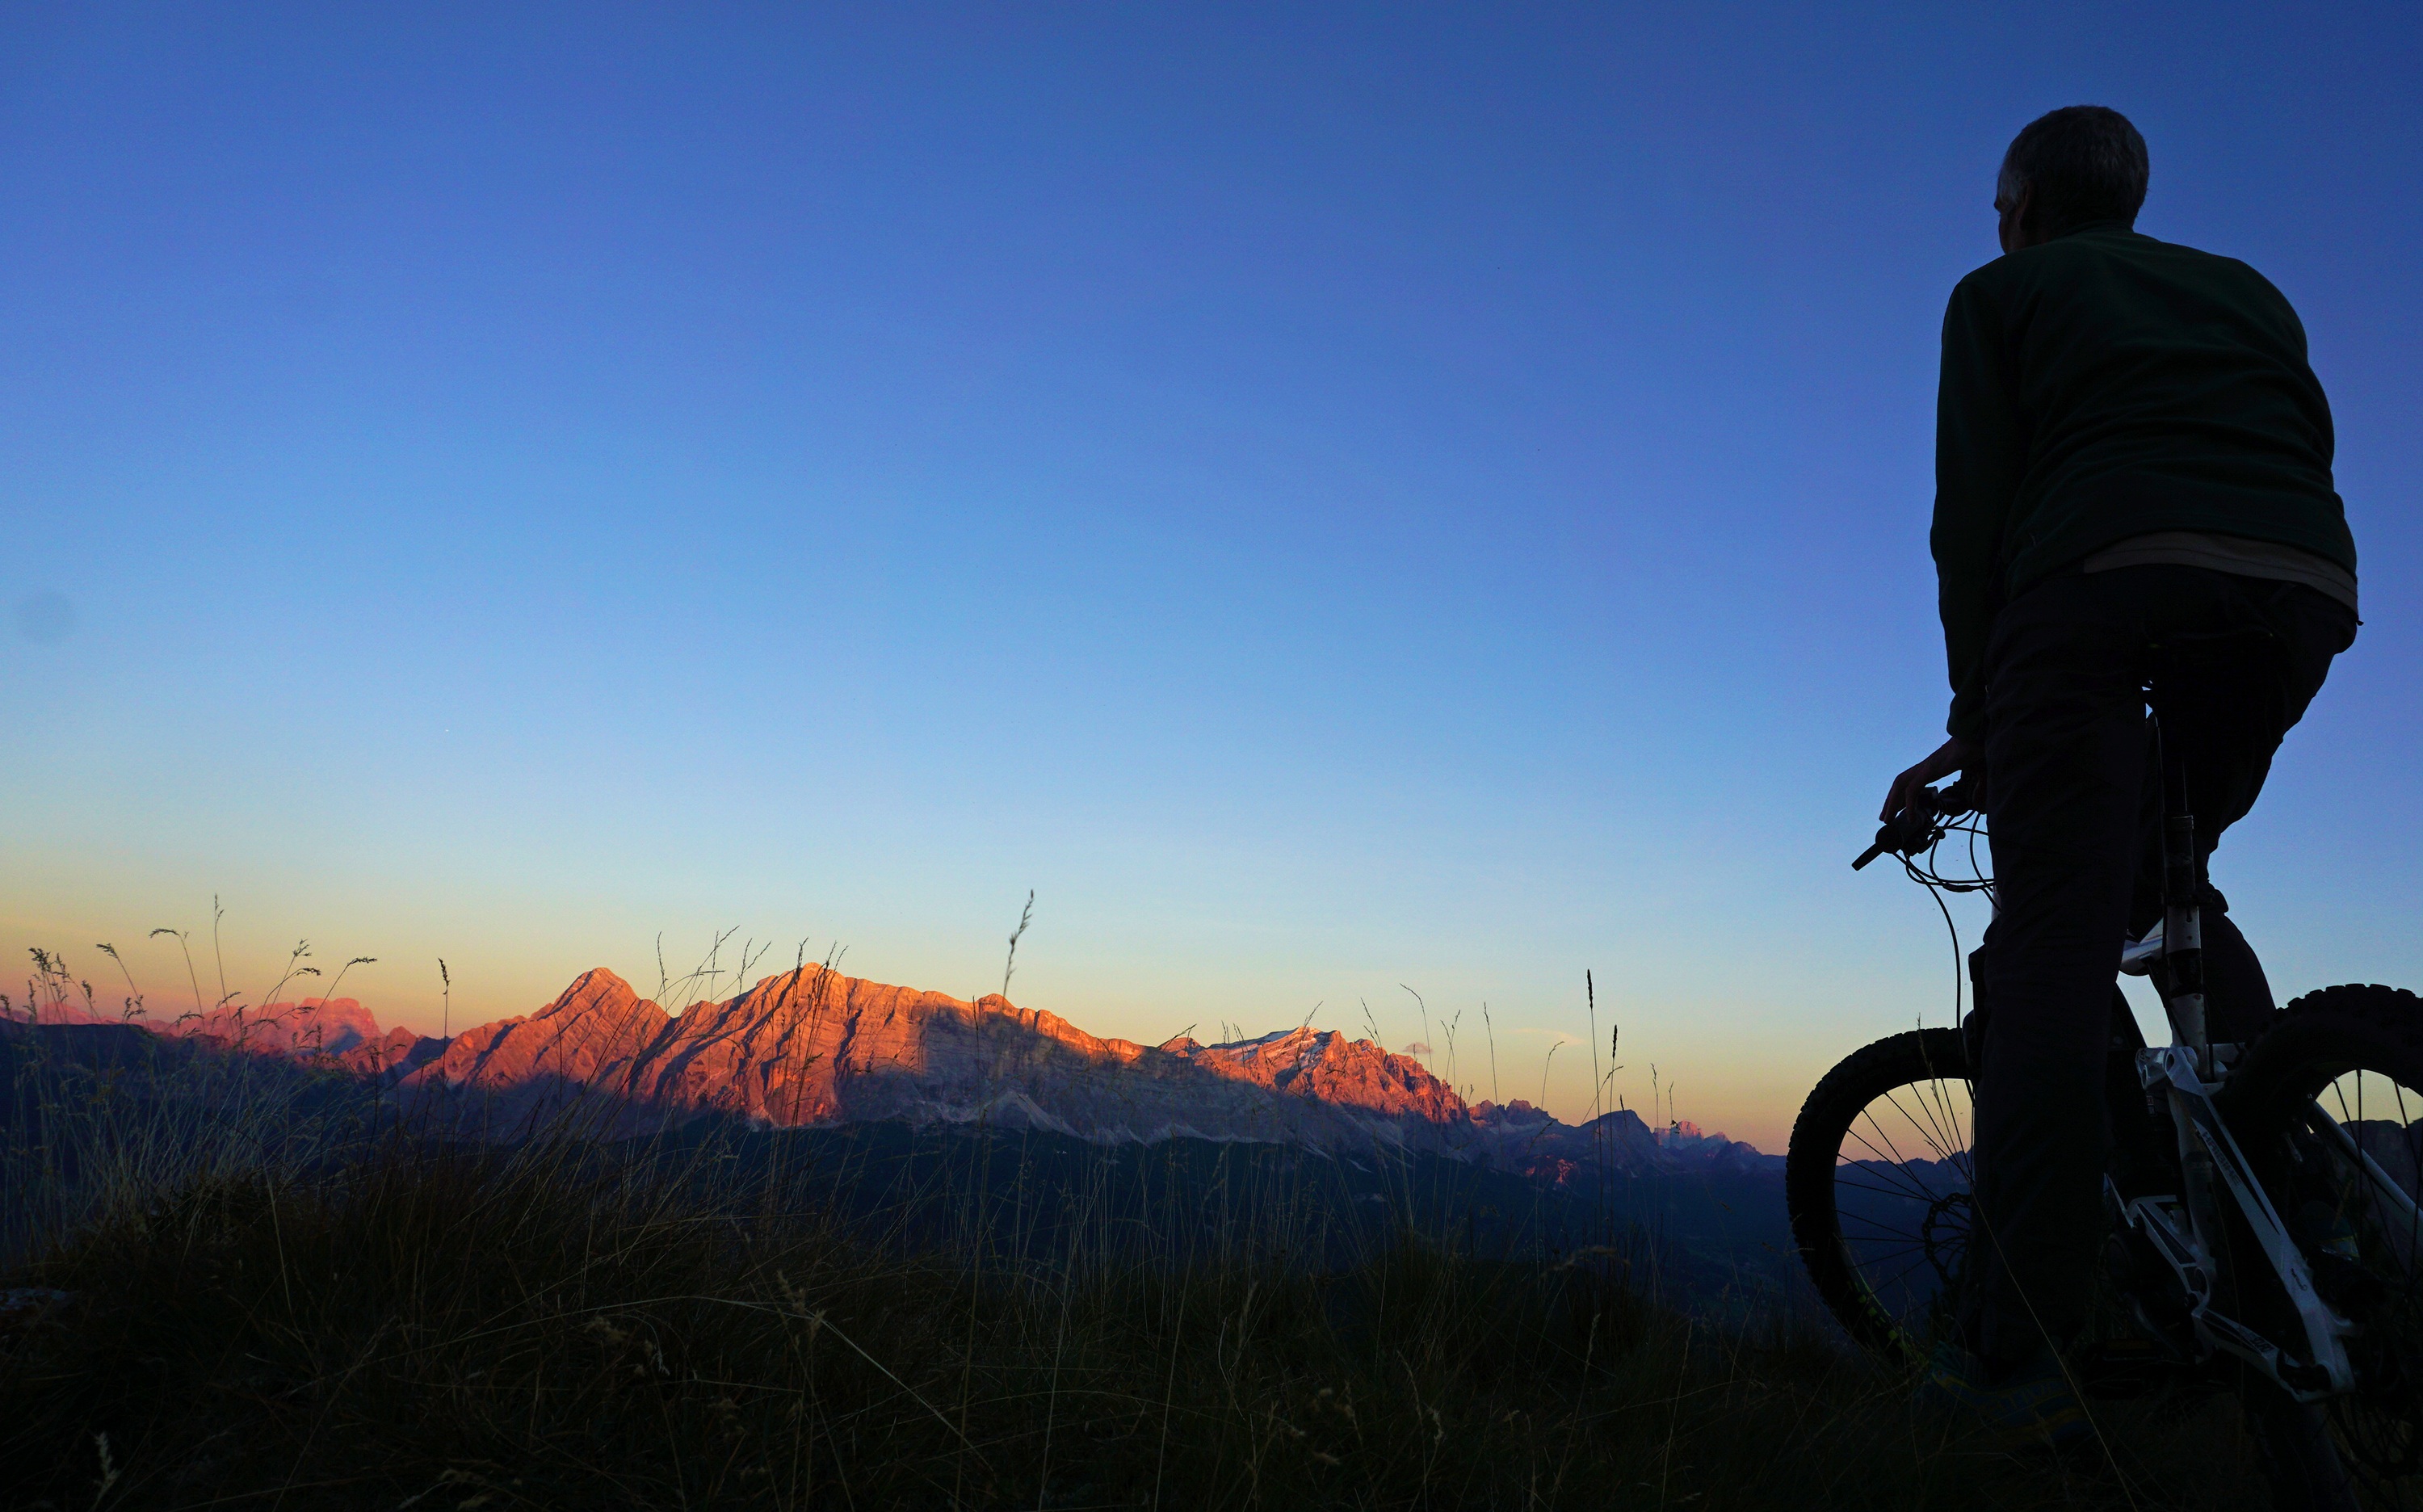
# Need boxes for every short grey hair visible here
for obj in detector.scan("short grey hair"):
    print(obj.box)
[1999,105,2150,234]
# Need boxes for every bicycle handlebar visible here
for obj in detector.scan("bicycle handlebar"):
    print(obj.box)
[1852,772,1981,871]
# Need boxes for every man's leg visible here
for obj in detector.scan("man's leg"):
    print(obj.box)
[1968,572,2149,1365]
[2121,575,2358,1044]
[2197,905,2278,1044]
[1962,569,2353,1368]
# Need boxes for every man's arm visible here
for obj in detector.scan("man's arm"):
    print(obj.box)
[1881,733,1980,824]
[1930,273,2023,741]
[1880,277,2014,825]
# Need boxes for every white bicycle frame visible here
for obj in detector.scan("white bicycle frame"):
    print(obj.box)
[2096,712,2392,1402]
[1871,691,2419,1408]
[2116,1031,2356,1400]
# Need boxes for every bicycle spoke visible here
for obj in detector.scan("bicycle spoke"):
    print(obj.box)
[1834,1137,1946,1203]
[1846,1108,1955,1191]
[1865,1254,1951,1302]
[1832,1168,1948,1207]
[1842,1116,1922,1175]
[1794,1031,1986,1359]
[1845,1246,1938,1279]
[1901,1078,1975,1174]
[1837,1214,1930,1241]
[1881,1085,1970,1168]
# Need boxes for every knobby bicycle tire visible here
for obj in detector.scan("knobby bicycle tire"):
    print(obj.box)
[2220,983,2423,1511]
[1787,1008,2368,1510]
[1786,1027,1973,1368]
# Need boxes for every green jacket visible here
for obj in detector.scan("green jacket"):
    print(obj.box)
[1931,222,2354,738]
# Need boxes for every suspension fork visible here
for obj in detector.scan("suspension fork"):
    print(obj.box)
[2154,713,2212,1080]
[2153,707,2228,1317]
[2136,714,2354,1397]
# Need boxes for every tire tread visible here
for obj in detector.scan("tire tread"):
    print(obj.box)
[1786,1027,1972,1365]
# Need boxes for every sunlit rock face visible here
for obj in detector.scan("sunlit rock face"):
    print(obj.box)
[19,964,1778,1170]
[386,966,1780,1169]
[1179,1027,1470,1125]
[397,967,1481,1149]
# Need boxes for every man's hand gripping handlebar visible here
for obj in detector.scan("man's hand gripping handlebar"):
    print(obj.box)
[1854,772,1982,872]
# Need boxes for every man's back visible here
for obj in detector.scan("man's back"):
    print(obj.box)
[1931,223,2356,737]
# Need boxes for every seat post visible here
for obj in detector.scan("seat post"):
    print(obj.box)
[2152,708,2211,1078]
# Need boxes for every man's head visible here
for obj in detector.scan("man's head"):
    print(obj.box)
[1994,106,2149,254]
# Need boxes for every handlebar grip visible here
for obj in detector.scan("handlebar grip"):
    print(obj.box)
[1936,771,1982,819]
[1856,774,1978,870]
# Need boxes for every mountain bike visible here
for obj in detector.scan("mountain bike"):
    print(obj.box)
[1786,717,2423,1510]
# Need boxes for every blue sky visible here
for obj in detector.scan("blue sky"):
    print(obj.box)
[5,2,2416,1149]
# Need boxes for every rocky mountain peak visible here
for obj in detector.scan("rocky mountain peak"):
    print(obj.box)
[17,960,1777,1173]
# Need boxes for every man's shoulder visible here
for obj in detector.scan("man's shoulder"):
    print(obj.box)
[1951,227,2291,318]
[2018,226,2278,292]
[1942,256,2014,325]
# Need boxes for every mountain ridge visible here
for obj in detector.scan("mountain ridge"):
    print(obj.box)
[21,964,1778,1172]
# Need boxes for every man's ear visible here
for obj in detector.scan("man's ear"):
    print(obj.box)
[1997,183,2036,254]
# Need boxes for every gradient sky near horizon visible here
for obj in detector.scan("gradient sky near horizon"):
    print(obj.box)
[5,3,2417,1151]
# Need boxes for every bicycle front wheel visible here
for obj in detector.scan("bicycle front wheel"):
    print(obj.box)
[1786,1027,1976,1367]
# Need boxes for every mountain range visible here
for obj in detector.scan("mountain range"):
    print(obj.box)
[20,964,1778,1177]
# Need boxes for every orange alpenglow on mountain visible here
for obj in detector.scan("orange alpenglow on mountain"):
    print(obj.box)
[19,964,1776,1169]
[402,965,1470,1145]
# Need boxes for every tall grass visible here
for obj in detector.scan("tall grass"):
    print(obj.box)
[2,945,387,1268]
[1,945,2284,1510]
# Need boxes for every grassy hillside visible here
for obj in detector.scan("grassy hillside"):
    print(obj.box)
[0,1014,2287,1510]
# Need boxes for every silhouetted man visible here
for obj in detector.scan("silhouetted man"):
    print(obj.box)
[1881,105,2359,1437]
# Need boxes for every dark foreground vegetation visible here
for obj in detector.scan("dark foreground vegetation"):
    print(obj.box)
[0,1009,2292,1510]
[1,1140,2294,1510]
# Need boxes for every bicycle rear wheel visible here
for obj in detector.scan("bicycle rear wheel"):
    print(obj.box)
[2222,983,2423,1510]
[1787,1027,1975,1367]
